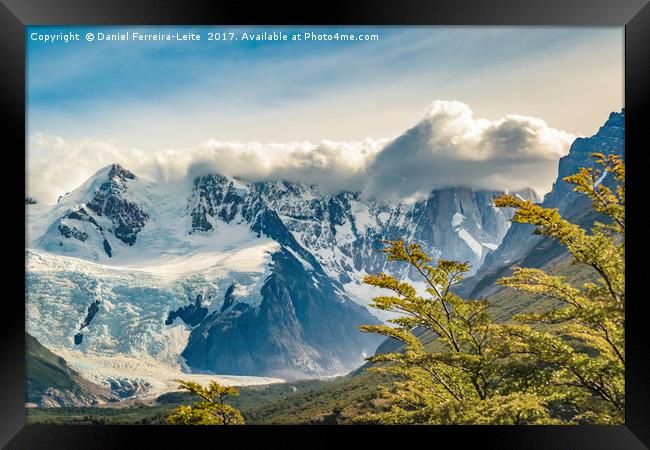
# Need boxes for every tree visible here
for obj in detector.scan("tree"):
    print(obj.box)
[356,153,624,425]
[494,153,624,424]
[166,380,245,425]
[356,241,557,424]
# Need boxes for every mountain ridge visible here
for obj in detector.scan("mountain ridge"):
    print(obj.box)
[456,109,624,299]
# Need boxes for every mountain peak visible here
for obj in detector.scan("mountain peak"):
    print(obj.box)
[603,109,624,130]
[107,163,136,181]
[38,161,150,258]
[512,187,541,203]
[79,163,136,191]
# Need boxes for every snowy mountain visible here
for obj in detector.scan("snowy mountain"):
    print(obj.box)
[26,160,538,387]
[187,174,538,293]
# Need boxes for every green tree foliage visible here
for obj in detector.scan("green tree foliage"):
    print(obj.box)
[356,241,558,424]
[494,153,624,424]
[358,153,624,425]
[166,380,245,425]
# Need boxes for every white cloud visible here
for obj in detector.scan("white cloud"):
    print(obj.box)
[27,133,387,204]
[27,101,574,205]
[362,101,575,202]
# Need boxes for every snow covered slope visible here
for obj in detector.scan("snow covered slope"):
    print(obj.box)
[26,230,284,396]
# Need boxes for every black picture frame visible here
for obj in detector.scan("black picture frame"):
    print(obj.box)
[3,0,648,448]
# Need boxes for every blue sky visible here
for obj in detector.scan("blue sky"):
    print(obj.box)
[26,26,623,204]
[27,26,623,148]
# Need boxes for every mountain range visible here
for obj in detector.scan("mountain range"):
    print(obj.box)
[25,109,623,406]
[26,162,535,385]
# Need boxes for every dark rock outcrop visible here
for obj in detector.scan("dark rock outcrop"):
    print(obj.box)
[189,175,246,232]
[86,164,148,246]
[220,284,237,313]
[102,239,112,257]
[57,207,102,243]
[74,300,101,345]
[165,294,208,327]
[58,224,89,241]
[80,300,100,329]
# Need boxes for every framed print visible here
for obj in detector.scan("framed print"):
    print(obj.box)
[2,0,649,448]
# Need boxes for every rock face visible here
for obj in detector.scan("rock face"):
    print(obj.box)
[86,164,149,246]
[182,183,388,377]
[183,247,382,379]
[165,294,209,327]
[544,110,624,214]
[182,181,536,377]
[457,110,625,299]
[189,176,538,280]
[190,175,246,231]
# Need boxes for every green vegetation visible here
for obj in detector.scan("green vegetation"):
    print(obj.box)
[355,241,559,424]
[246,371,389,424]
[166,380,244,425]
[26,378,334,425]
[357,153,624,424]
[26,404,176,425]
[494,153,624,423]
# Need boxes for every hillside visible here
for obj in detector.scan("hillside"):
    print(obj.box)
[26,333,118,407]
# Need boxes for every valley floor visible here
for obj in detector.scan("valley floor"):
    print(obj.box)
[26,357,395,425]
[50,347,285,400]
[25,376,374,425]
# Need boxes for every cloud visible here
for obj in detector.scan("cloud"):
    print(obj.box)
[362,101,575,202]
[27,133,387,204]
[27,101,574,204]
